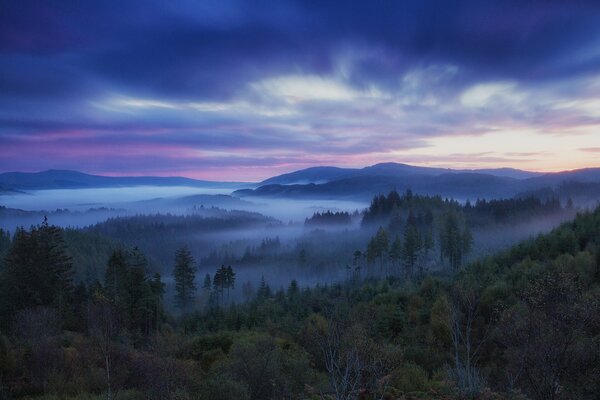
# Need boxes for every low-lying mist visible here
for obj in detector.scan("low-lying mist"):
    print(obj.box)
[0,184,591,311]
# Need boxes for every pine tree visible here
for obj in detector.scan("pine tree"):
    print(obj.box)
[401,223,421,277]
[224,265,236,300]
[104,249,129,309]
[257,276,271,299]
[0,219,74,328]
[149,273,165,333]
[104,248,159,333]
[203,273,212,292]
[440,211,472,270]
[173,246,196,311]
[389,236,402,275]
[0,228,10,264]
[213,265,227,305]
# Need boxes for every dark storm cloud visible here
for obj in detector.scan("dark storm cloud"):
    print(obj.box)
[4,0,600,99]
[1,0,600,178]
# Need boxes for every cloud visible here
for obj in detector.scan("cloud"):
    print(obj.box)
[1,0,600,178]
[460,82,525,108]
[251,75,361,103]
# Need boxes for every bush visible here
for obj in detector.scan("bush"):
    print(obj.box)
[390,362,430,393]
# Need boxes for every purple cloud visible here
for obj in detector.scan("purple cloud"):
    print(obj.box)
[1,0,600,179]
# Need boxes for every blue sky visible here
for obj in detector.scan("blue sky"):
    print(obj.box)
[1,0,600,180]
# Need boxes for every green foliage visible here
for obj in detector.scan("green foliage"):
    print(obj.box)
[211,265,236,307]
[390,362,430,393]
[1,202,600,400]
[440,210,472,270]
[0,219,74,329]
[103,248,164,335]
[173,246,196,311]
[402,218,422,277]
[197,374,250,400]
[305,210,351,226]
[0,228,10,271]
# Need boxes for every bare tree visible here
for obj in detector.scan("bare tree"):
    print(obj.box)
[500,273,600,400]
[88,294,121,400]
[315,316,363,400]
[448,281,489,398]
[309,307,397,400]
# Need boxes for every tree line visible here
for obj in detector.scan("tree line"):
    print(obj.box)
[0,201,597,399]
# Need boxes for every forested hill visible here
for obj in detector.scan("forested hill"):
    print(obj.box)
[0,170,246,190]
[236,165,600,202]
[0,206,597,399]
[85,210,281,268]
[181,206,600,399]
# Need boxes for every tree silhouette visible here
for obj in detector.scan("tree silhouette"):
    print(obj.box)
[173,246,196,311]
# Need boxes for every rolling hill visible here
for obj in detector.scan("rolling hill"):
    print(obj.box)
[0,170,250,190]
[237,163,600,201]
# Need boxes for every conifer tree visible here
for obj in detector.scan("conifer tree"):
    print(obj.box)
[389,235,403,275]
[0,218,74,328]
[203,273,212,292]
[257,275,271,299]
[104,249,129,309]
[224,265,236,300]
[440,211,472,270]
[150,273,165,332]
[173,246,196,311]
[401,223,421,277]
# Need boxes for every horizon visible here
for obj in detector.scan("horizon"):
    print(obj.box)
[2,1,600,180]
[2,161,599,184]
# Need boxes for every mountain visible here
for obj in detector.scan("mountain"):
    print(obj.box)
[0,170,250,191]
[3,165,600,203]
[469,167,542,179]
[238,164,600,201]
[239,172,517,200]
[260,166,359,185]
[261,162,541,185]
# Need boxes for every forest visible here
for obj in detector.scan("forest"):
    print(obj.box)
[4,0,600,398]
[0,189,598,400]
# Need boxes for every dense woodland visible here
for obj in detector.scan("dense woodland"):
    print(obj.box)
[0,188,598,399]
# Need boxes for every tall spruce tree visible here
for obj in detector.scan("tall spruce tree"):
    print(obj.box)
[0,219,74,328]
[389,235,402,275]
[173,246,196,311]
[224,265,236,300]
[440,211,472,270]
[401,223,421,277]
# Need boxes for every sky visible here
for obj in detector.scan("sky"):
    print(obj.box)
[1,0,600,181]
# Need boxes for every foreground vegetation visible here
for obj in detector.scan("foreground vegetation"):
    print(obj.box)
[0,202,598,399]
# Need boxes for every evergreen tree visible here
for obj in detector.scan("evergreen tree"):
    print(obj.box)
[0,219,74,328]
[203,273,212,292]
[389,235,403,275]
[104,248,161,334]
[257,276,271,299]
[224,265,236,300]
[149,273,165,332]
[0,228,10,269]
[440,211,472,270]
[104,249,129,309]
[287,279,299,297]
[173,246,196,311]
[401,223,421,277]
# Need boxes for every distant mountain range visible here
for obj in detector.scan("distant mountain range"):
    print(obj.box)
[2,164,600,202]
[259,163,542,185]
[0,170,248,191]
[237,163,600,201]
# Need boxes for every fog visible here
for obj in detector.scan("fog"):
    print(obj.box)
[0,186,234,211]
[0,184,585,308]
[0,186,368,230]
